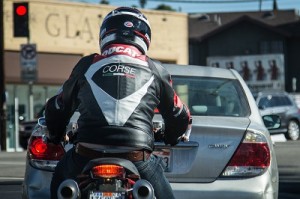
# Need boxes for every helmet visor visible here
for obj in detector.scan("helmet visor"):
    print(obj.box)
[100,15,151,43]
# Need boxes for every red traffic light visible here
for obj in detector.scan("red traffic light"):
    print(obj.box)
[13,2,29,37]
[16,5,27,16]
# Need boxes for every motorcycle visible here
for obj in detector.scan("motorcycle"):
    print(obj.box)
[37,118,168,199]
[56,158,155,199]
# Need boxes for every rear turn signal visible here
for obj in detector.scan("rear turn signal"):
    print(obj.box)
[92,165,125,178]
[221,130,271,177]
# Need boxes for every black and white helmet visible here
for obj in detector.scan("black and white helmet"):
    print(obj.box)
[100,7,151,54]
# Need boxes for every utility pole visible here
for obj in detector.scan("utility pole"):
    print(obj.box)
[0,0,7,151]
[259,0,262,11]
[273,0,278,15]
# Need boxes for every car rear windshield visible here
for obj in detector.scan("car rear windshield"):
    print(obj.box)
[172,76,250,117]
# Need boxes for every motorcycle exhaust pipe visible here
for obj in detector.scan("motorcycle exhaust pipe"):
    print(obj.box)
[57,179,81,199]
[132,179,155,199]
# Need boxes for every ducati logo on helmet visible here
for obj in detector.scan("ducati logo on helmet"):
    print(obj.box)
[124,21,133,28]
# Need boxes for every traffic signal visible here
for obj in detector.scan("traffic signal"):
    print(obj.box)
[13,2,29,37]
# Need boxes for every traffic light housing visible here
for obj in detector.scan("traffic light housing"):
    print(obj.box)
[13,2,29,37]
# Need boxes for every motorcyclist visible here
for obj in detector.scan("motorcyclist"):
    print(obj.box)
[45,7,191,199]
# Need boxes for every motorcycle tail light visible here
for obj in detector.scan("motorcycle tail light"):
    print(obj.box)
[92,165,125,178]
[221,130,271,177]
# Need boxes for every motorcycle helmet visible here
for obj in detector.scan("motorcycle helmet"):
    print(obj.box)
[100,7,151,54]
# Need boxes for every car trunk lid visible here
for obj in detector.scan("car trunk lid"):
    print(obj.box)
[158,116,250,183]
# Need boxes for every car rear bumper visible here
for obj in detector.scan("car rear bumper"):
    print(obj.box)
[171,173,278,199]
[22,160,278,199]
[22,162,53,199]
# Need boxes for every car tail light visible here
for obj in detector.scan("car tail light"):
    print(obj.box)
[91,165,125,178]
[221,130,270,177]
[28,136,65,171]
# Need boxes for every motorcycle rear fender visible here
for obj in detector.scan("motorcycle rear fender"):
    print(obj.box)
[82,157,140,176]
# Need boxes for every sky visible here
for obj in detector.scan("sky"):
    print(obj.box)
[67,0,300,13]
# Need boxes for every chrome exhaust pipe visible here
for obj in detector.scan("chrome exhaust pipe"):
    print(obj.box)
[132,179,155,199]
[57,179,81,199]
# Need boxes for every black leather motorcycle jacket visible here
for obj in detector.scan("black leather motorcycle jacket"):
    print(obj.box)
[45,44,190,151]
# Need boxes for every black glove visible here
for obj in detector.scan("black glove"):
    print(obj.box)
[42,133,63,145]
[44,95,69,144]
[154,128,165,142]
[45,123,66,145]
[164,133,181,146]
[49,135,63,145]
[42,134,59,145]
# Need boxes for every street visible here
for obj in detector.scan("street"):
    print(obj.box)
[0,151,25,199]
[274,139,300,199]
[0,137,300,199]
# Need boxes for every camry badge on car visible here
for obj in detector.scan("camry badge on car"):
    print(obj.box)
[208,144,230,149]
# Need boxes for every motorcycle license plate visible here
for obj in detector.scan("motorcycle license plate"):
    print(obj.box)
[89,191,125,199]
[153,148,171,172]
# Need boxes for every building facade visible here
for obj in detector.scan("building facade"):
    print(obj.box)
[189,10,300,93]
[3,0,188,151]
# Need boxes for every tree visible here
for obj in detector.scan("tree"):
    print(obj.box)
[99,0,109,5]
[140,0,146,8]
[154,4,176,11]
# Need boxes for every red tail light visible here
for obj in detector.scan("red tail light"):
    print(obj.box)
[92,165,125,178]
[222,130,271,177]
[228,142,270,167]
[29,136,65,160]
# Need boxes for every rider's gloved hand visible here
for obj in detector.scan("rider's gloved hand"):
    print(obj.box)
[49,135,63,145]
[43,127,65,144]
[42,134,63,145]
[164,133,182,146]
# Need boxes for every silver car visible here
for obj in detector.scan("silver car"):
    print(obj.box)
[22,64,280,199]
[254,90,300,141]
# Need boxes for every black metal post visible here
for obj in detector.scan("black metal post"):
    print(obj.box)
[0,0,7,151]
